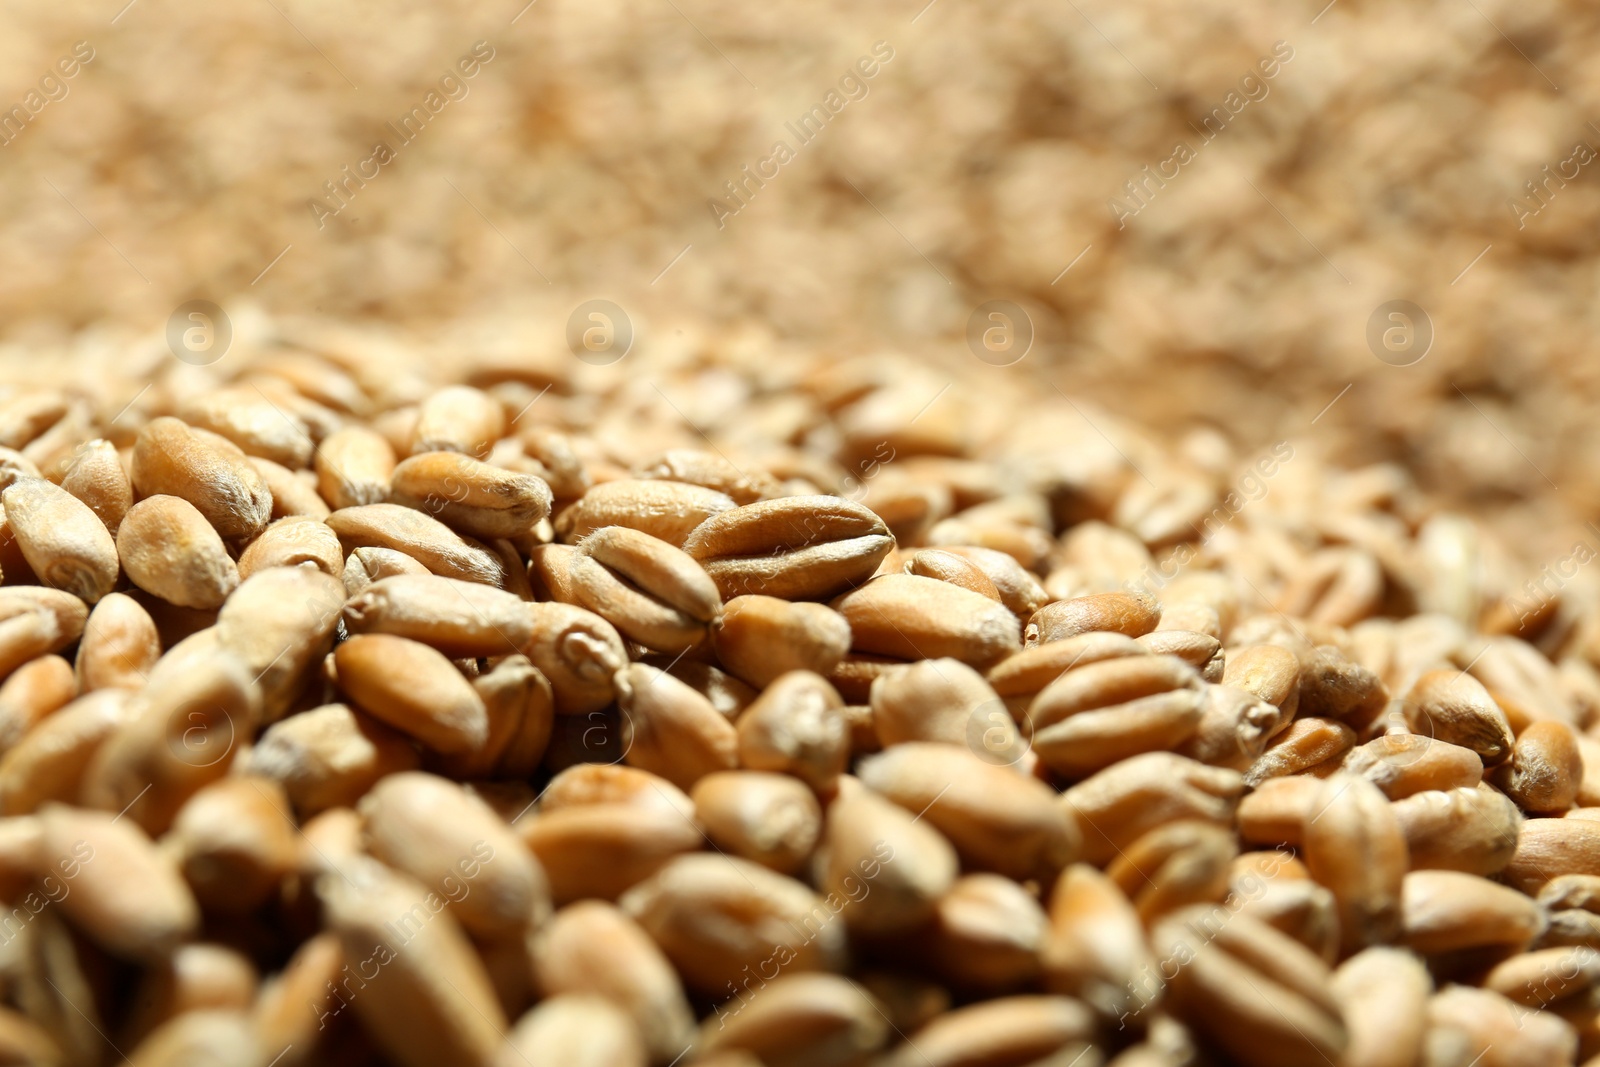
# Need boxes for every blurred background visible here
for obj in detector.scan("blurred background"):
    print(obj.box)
[0,0,1595,554]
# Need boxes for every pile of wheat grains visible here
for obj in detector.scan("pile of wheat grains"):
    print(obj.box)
[0,316,1594,1067]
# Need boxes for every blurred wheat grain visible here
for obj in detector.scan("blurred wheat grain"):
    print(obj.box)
[1,0,1596,538]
